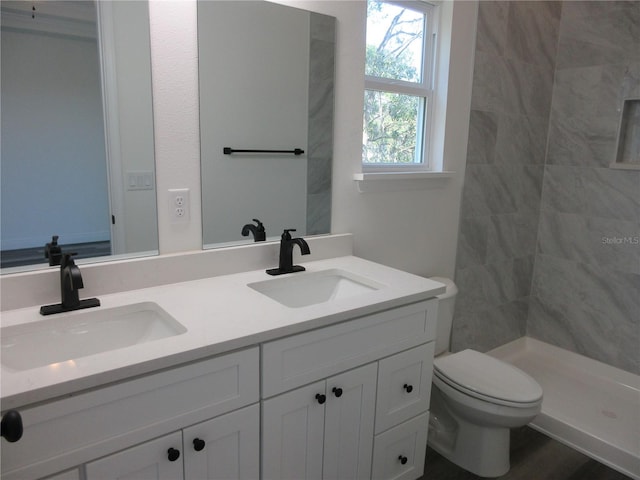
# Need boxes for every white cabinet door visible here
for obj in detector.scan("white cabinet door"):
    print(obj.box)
[183,404,260,480]
[85,431,183,480]
[262,381,326,480]
[323,363,377,480]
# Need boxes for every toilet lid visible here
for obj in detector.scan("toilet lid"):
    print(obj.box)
[434,350,543,404]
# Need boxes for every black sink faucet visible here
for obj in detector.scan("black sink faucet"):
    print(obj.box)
[60,253,84,309]
[241,218,266,242]
[267,229,310,276]
[40,252,100,316]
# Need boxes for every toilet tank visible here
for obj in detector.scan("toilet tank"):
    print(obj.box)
[430,277,458,356]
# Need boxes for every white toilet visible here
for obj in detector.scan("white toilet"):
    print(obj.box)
[427,277,543,477]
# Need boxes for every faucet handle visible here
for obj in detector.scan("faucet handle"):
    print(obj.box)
[282,229,297,240]
[44,235,63,266]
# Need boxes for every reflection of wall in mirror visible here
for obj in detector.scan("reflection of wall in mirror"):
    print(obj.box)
[199,1,309,246]
[0,1,158,259]
[106,1,157,254]
[1,2,110,250]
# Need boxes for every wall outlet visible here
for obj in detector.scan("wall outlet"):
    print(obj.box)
[168,188,190,223]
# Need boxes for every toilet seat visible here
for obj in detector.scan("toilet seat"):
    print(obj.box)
[434,350,542,407]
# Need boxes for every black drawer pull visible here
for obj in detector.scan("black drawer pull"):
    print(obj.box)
[315,393,326,404]
[398,455,408,465]
[403,383,413,393]
[332,387,343,398]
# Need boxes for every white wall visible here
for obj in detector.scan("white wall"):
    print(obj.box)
[199,1,309,245]
[148,0,476,278]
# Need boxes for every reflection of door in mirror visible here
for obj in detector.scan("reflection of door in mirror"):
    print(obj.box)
[198,1,335,249]
[0,1,158,271]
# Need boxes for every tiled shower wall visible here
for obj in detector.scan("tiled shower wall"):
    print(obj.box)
[453,1,640,375]
[452,1,561,351]
[528,2,640,374]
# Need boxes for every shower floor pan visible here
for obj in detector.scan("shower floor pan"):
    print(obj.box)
[489,337,640,479]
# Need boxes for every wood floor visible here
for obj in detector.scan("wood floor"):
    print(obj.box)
[420,427,632,480]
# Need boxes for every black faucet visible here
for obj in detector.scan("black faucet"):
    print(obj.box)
[266,229,310,276]
[40,253,100,316]
[44,235,63,266]
[241,219,266,242]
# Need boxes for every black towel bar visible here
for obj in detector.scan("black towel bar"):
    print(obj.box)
[223,147,305,156]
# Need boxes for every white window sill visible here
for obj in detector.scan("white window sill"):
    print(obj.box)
[353,171,455,192]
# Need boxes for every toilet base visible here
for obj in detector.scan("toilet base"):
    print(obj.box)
[428,388,510,478]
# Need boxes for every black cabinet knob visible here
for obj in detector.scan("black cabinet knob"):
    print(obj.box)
[315,393,326,404]
[332,387,343,398]
[167,447,180,462]
[1,410,23,443]
[403,383,413,393]
[398,455,408,465]
[193,438,206,451]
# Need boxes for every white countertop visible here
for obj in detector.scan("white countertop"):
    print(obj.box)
[0,256,445,410]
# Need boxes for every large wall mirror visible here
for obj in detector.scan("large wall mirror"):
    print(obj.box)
[198,1,335,248]
[0,0,158,272]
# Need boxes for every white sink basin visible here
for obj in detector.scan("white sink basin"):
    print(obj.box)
[1,302,186,371]
[248,269,384,308]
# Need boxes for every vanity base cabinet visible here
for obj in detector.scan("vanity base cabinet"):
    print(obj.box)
[261,300,438,480]
[262,363,377,480]
[85,404,260,480]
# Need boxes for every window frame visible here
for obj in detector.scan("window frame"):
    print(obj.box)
[363,0,439,173]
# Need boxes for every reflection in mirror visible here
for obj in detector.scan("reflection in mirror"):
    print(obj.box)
[0,1,158,271]
[198,1,335,248]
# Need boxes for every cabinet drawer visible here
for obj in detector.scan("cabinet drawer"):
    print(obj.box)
[375,343,435,434]
[1,347,259,480]
[372,413,429,480]
[262,299,437,397]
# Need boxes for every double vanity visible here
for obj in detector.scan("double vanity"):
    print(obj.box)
[1,254,445,480]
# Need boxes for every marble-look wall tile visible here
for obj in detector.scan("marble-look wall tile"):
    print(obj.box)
[495,113,547,165]
[306,191,331,235]
[455,257,534,316]
[537,210,640,275]
[456,216,489,269]
[305,13,335,236]
[451,298,528,353]
[307,157,332,195]
[461,165,519,216]
[466,110,498,164]
[505,1,561,71]
[556,1,640,70]
[529,255,640,374]
[475,1,508,56]
[470,52,506,114]
[486,213,539,262]
[501,58,554,119]
[546,111,618,168]
[541,165,640,222]
[452,0,559,355]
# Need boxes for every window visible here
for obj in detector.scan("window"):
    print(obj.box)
[363,0,437,171]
